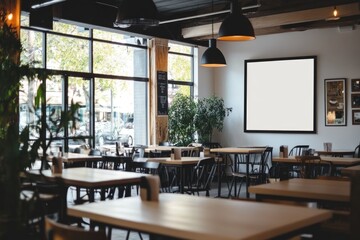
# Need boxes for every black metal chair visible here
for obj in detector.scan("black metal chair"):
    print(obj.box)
[183,158,216,197]
[289,145,310,156]
[228,149,267,198]
[45,215,106,240]
[354,144,360,158]
[288,145,310,178]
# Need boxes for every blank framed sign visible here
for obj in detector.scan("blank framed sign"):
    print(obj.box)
[244,56,317,133]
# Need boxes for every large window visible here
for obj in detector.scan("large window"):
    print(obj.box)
[19,15,148,152]
[168,42,194,106]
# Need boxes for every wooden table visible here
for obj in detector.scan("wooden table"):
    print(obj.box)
[144,145,195,153]
[28,167,145,221]
[315,149,355,157]
[136,156,203,165]
[341,165,360,177]
[210,147,267,198]
[249,178,350,204]
[273,156,360,176]
[135,157,210,193]
[45,152,103,168]
[273,156,360,167]
[61,152,102,162]
[68,193,331,240]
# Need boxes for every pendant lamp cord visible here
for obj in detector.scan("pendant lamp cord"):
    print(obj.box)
[211,0,214,38]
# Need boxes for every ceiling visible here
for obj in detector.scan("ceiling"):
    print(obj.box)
[22,0,360,46]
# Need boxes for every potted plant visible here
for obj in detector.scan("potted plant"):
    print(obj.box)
[194,96,232,144]
[168,93,196,146]
[0,12,80,239]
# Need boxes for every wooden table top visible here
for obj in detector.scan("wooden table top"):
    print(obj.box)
[28,167,144,188]
[47,152,103,163]
[144,146,195,153]
[210,147,266,154]
[341,165,360,177]
[68,193,331,240]
[135,156,210,165]
[249,178,350,202]
[273,156,360,166]
[315,150,355,156]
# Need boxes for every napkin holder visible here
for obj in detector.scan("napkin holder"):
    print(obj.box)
[279,145,288,158]
[174,148,182,160]
[51,157,63,174]
[323,142,332,152]
[140,175,160,201]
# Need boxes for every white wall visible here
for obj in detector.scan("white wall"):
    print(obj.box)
[198,27,360,155]
[196,47,214,99]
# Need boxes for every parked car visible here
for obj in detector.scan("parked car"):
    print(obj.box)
[96,129,133,147]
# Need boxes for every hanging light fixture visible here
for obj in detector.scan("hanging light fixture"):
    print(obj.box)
[201,0,226,67]
[326,6,340,21]
[218,0,255,41]
[114,0,159,28]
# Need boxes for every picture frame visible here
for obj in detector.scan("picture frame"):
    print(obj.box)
[351,79,360,92]
[352,110,360,125]
[351,93,360,108]
[245,56,316,133]
[325,78,346,126]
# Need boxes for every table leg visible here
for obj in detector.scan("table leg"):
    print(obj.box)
[59,186,69,223]
[89,188,95,202]
[233,154,239,197]
[180,167,184,194]
[246,154,250,198]
[216,155,222,197]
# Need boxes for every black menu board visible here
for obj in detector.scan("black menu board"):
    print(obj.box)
[157,71,168,115]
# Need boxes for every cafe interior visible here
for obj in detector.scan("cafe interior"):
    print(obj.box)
[1,0,360,239]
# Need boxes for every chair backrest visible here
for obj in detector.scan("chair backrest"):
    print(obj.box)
[263,147,273,172]
[354,144,360,158]
[159,141,171,146]
[248,150,268,184]
[101,156,132,170]
[88,149,102,156]
[268,165,290,181]
[188,158,216,191]
[201,142,222,149]
[45,216,106,240]
[73,147,81,153]
[190,146,202,157]
[289,145,310,156]
[295,156,322,179]
[126,161,160,175]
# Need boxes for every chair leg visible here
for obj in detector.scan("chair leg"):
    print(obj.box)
[107,227,112,240]
[228,177,235,198]
[236,179,244,197]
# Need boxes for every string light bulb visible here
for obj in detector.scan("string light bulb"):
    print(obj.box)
[7,12,13,21]
[333,6,338,17]
[326,6,340,21]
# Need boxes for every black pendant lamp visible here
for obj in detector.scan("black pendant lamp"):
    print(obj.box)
[201,0,226,68]
[201,39,226,67]
[114,0,159,28]
[218,0,255,41]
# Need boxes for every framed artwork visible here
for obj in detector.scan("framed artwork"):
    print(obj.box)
[325,78,346,126]
[352,110,360,125]
[244,56,316,133]
[351,79,360,92]
[352,93,360,108]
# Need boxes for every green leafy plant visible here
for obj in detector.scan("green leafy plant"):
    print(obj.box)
[168,94,232,146]
[168,94,196,146]
[194,96,232,143]
[0,12,37,239]
[0,12,80,239]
